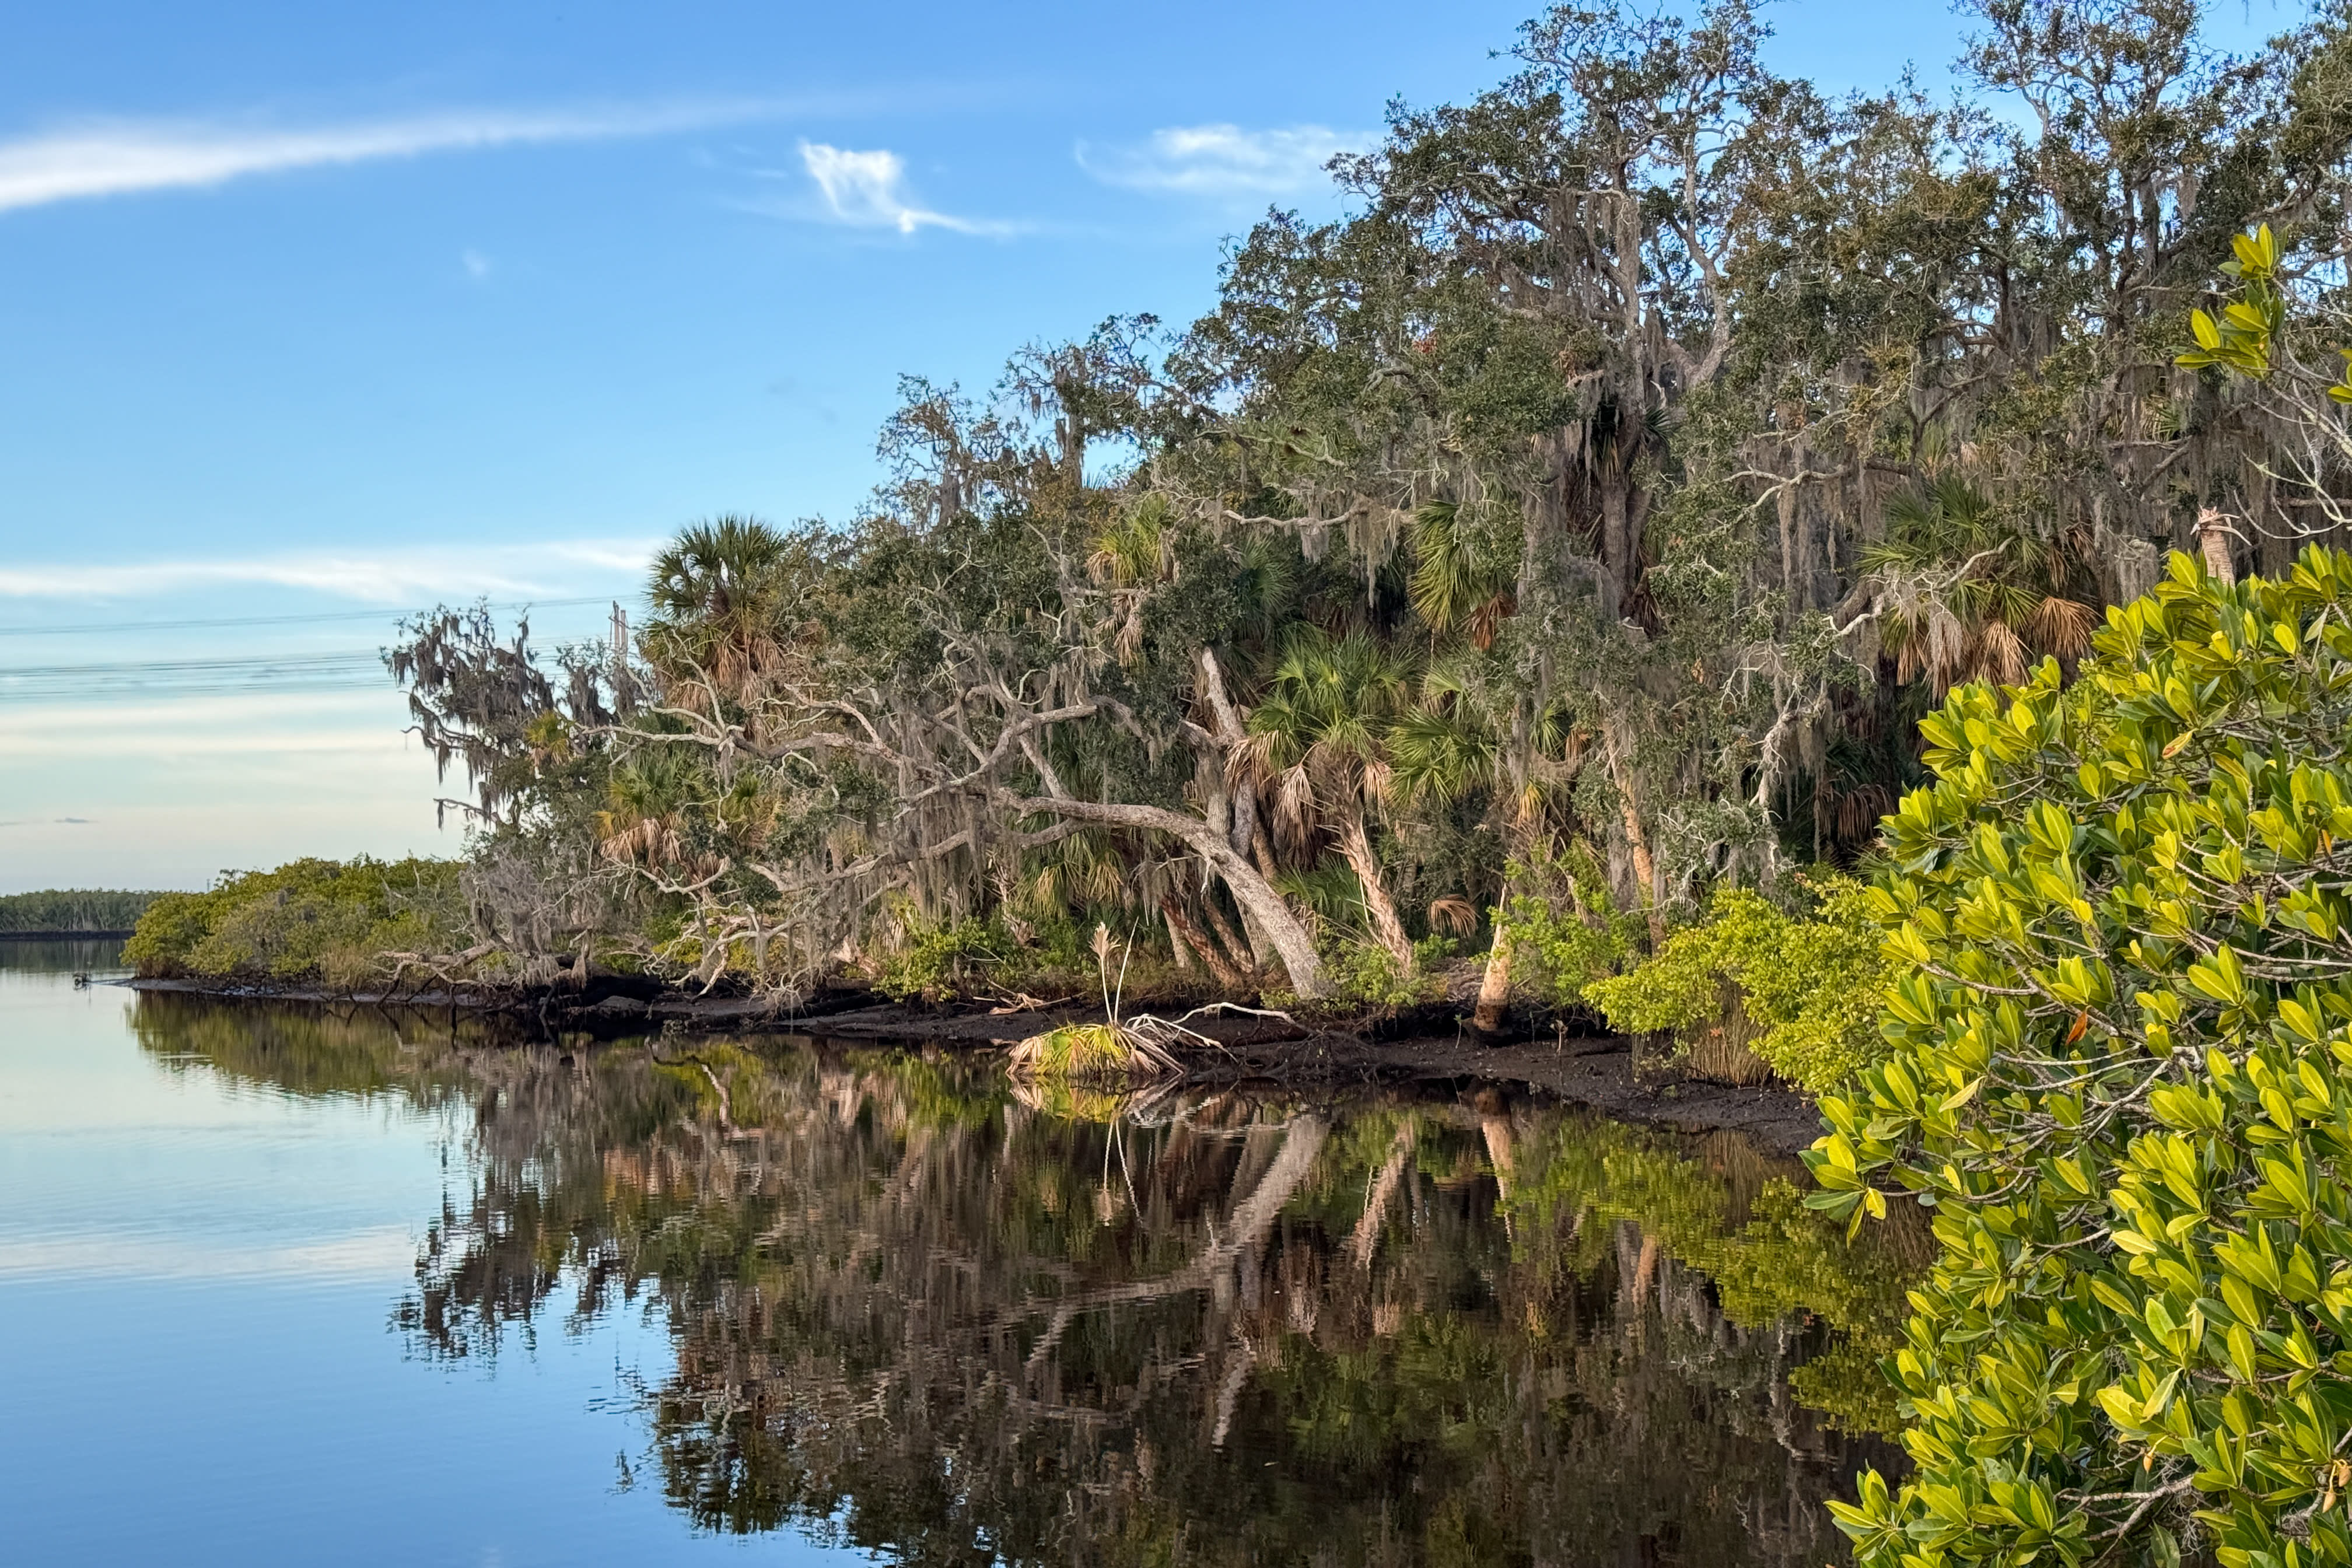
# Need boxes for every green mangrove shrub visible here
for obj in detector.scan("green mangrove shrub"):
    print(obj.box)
[871,906,1015,1002]
[1496,841,1647,1009]
[1811,548,2352,1568]
[125,858,466,987]
[1584,873,1888,1094]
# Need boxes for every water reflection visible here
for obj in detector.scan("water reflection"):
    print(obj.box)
[0,936,126,973]
[132,996,1916,1567]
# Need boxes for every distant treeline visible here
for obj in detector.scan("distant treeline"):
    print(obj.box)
[0,889,167,933]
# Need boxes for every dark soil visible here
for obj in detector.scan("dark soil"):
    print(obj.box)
[121,976,1827,1157]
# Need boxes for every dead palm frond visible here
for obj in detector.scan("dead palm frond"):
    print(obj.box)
[1860,475,2099,693]
[1427,896,1479,936]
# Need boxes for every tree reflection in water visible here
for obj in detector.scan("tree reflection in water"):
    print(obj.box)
[135,995,1920,1567]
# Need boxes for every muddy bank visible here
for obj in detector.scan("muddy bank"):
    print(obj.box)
[123,975,1827,1156]
[807,1001,1821,1152]
[123,973,876,1031]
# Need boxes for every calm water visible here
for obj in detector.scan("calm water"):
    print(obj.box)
[0,948,1910,1566]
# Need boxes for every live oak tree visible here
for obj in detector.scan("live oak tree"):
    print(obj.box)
[373,1,2352,1024]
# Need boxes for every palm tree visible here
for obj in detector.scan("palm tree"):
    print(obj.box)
[643,516,804,702]
[1406,501,1516,650]
[1233,628,1417,970]
[1859,475,2097,694]
[1388,654,1578,1032]
[597,746,728,880]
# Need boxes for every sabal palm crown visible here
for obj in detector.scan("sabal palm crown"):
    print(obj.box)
[1860,475,2096,693]
[645,516,798,698]
[1238,628,1412,845]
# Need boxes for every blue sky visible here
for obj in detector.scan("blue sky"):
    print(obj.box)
[0,0,2302,890]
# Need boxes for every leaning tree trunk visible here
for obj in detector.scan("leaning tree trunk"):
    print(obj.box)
[1161,898,1248,991]
[1163,906,1196,972]
[1335,810,1414,971]
[1197,895,1259,979]
[1195,646,1279,966]
[1013,793,1326,998]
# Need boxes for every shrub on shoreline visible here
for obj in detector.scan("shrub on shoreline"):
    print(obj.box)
[1584,873,1890,1095]
[1814,548,2352,1568]
[125,858,467,989]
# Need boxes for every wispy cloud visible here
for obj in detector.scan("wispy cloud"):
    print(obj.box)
[460,247,492,279]
[0,101,778,214]
[797,141,1010,235]
[0,538,659,603]
[1077,124,1370,198]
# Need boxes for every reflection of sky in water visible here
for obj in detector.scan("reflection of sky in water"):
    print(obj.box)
[0,964,858,1566]
[0,952,1904,1566]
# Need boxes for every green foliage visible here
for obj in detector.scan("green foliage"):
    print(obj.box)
[2178,226,2290,382]
[1812,547,2352,1567]
[872,908,1014,1002]
[1496,843,1646,1009]
[123,858,467,987]
[868,907,1144,1003]
[0,888,164,933]
[373,12,2352,1012]
[1320,933,1460,1009]
[1584,874,1891,1094]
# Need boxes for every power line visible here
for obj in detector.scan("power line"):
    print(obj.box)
[0,652,387,679]
[0,645,578,704]
[1,676,395,702]
[0,595,621,638]
[0,652,386,704]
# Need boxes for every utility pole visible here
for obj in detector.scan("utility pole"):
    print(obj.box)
[610,601,632,715]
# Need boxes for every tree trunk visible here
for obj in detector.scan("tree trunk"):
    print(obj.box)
[1335,810,1413,970]
[1012,794,1326,997]
[1195,645,1278,969]
[2199,506,2238,586]
[1163,905,1195,972]
[1472,920,1514,1035]
[1604,722,1667,949]
[1161,898,1247,991]
[1198,894,1258,980]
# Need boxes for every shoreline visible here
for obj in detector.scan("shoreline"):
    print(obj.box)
[0,929,136,942]
[120,975,1829,1156]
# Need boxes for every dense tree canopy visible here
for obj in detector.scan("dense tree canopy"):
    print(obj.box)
[369,0,2352,1023]
[128,7,2352,1559]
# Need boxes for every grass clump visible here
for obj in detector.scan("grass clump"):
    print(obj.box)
[1007,922,1188,1084]
[1005,1021,1180,1083]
